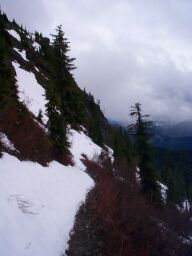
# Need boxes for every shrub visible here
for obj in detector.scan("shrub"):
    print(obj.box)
[82,158,192,256]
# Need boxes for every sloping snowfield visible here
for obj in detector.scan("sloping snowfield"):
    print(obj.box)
[7,29,21,41]
[14,48,28,61]
[12,61,48,123]
[69,128,102,170]
[0,129,102,256]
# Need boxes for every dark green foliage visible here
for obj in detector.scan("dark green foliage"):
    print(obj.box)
[112,126,135,181]
[45,80,69,155]
[37,109,43,123]
[161,153,186,203]
[39,36,51,60]
[0,11,18,109]
[88,116,103,146]
[51,25,76,72]
[155,148,189,204]
[64,87,85,125]
[129,103,162,202]
[50,25,86,126]
[85,93,103,146]
[45,25,79,154]
[19,27,33,49]
[112,127,132,161]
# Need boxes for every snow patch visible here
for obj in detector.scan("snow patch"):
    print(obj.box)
[104,144,114,163]
[157,181,168,202]
[33,42,41,51]
[69,129,102,170]
[182,200,190,211]
[34,66,39,72]
[12,61,48,123]
[0,132,17,152]
[135,167,141,182]
[7,29,21,41]
[135,169,168,202]
[14,48,28,61]
[177,199,191,212]
[0,152,94,256]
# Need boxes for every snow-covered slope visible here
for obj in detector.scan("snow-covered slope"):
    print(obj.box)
[69,128,102,170]
[7,29,21,41]
[12,61,48,123]
[0,132,17,152]
[14,48,28,61]
[0,128,104,256]
[33,42,41,51]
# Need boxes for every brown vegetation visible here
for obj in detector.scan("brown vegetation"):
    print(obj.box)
[81,158,192,256]
[0,105,53,165]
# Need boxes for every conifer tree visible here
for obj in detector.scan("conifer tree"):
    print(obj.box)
[113,127,132,161]
[0,10,18,109]
[87,93,103,145]
[129,103,162,202]
[37,109,43,123]
[45,25,77,154]
[51,25,76,73]
[45,84,68,152]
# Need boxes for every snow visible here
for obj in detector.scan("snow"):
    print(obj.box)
[104,144,114,163]
[157,181,168,202]
[136,168,168,202]
[34,66,39,72]
[135,167,141,182]
[33,42,41,51]
[69,129,102,170]
[177,199,191,212]
[12,61,48,123]
[14,48,28,61]
[0,127,108,256]
[34,66,49,80]
[182,199,190,211]
[7,29,21,41]
[43,75,49,80]
[0,152,94,256]
[0,132,17,152]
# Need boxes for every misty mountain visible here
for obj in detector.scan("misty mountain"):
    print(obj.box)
[153,121,192,138]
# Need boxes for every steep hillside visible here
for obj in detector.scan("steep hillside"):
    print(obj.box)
[0,11,111,163]
[0,11,115,255]
[1,11,192,256]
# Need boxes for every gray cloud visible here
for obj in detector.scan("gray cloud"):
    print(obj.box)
[1,0,52,32]
[2,0,192,122]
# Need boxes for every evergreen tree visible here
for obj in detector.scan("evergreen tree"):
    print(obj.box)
[45,25,77,154]
[39,37,51,59]
[51,25,74,153]
[37,109,43,123]
[129,103,162,202]
[45,83,69,153]
[113,127,132,161]
[0,10,18,109]
[51,25,76,72]
[87,93,103,145]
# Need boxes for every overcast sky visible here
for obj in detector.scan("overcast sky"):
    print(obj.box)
[2,0,192,123]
